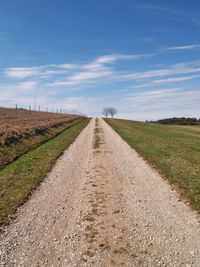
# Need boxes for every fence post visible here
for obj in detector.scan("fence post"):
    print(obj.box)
[29,105,31,118]
[16,104,18,120]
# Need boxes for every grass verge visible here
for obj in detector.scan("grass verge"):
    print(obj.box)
[104,118,200,212]
[0,118,83,171]
[0,118,90,225]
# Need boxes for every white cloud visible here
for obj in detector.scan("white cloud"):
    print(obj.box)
[4,53,200,120]
[18,81,38,92]
[57,64,80,69]
[5,67,42,79]
[4,53,142,85]
[96,55,118,64]
[120,61,200,80]
[4,65,69,79]
[47,53,144,87]
[49,70,112,86]
[0,81,38,92]
[167,44,200,50]
[130,74,200,88]
[70,70,111,82]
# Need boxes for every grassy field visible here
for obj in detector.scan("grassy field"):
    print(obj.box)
[105,118,200,212]
[0,118,90,225]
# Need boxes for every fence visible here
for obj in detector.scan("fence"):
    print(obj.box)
[0,104,84,121]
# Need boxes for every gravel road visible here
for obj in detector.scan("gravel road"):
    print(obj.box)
[0,118,200,266]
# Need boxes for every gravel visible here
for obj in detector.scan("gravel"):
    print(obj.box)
[0,118,200,266]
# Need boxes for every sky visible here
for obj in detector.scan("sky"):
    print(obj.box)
[0,0,200,120]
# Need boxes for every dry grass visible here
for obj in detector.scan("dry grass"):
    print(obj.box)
[0,107,83,146]
[0,107,85,170]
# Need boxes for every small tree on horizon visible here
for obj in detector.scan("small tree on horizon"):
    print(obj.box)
[102,107,117,118]
[109,107,117,118]
[102,107,109,118]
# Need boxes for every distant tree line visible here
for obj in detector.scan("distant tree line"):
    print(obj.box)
[149,117,200,125]
[102,107,117,118]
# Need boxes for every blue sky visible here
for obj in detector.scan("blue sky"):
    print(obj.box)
[1,0,200,120]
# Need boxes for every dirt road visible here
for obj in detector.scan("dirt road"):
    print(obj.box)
[1,118,200,266]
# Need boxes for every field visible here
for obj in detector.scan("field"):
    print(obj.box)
[104,118,200,212]
[0,118,90,225]
[0,107,81,146]
[0,107,84,170]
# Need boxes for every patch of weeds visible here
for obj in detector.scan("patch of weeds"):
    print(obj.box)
[84,249,95,257]
[113,247,128,254]
[82,215,95,222]
[91,208,98,215]
[80,257,87,263]
[131,253,137,258]
[113,209,120,214]
[85,224,93,231]
[93,118,101,149]
[85,230,98,243]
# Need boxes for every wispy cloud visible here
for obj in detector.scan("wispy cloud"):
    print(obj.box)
[5,65,72,79]
[126,88,182,101]
[119,87,200,120]
[130,74,200,88]
[0,81,38,93]
[49,71,112,86]
[136,4,200,28]
[5,53,143,83]
[120,61,200,80]
[137,4,182,15]
[48,53,145,87]
[5,67,42,79]
[167,44,200,50]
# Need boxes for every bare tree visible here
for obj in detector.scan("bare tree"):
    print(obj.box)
[102,107,109,118]
[102,107,117,118]
[108,107,117,118]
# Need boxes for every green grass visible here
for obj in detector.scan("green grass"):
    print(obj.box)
[105,118,200,212]
[0,118,90,225]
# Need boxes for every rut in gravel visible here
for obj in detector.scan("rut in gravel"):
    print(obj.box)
[0,118,200,267]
